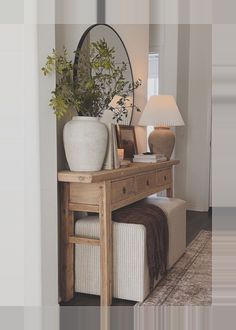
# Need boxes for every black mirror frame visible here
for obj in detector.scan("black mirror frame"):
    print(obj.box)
[73,23,135,125]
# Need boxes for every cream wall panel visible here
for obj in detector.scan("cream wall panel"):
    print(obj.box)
[159,24,178,97]
[213,0,236,24]
[212,24,236,207]
[24,1,59,328]
[106,0,149,24]
[189,0,212,24]
[37,0,55,24]
[38,24,58,306]
[149,24,162,53]
[175,24,190,202]
[175,25,211,211]
[0,24,24,306]
[148,24,178,97]
[185,25,211,211]
[212,24,236,65]
[0,0,23,23]
[23,7,59,330]
[23,21,43,309]
[56,0,97,24]
[149,0,178,24]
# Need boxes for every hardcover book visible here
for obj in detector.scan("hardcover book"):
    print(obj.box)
[103,123,120,170]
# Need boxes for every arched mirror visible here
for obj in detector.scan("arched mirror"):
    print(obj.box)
[73,24,135,125]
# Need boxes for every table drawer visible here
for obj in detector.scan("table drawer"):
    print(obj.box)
[156,169,172,186]
[136,172,156,193]
[111,177,135,203]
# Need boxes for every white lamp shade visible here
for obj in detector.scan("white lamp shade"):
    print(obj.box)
[138,95,185,127]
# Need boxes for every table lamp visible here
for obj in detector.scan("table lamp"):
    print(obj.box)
[138,95,184,159]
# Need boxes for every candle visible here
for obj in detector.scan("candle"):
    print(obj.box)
[117,148,124,161]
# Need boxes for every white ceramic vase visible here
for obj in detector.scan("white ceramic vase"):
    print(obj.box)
[63,116,108,171]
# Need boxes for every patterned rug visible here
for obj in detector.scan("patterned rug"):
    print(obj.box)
[140,230,212,306]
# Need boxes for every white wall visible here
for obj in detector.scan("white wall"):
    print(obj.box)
[38,24,58,308]
[0,24,24,306]
[158,25,178,97]
[185,25,211,211]
[0,6,58,330]
[24,21,58,310]
[212,25,236,207]
[0,5,58,330]
[148,24,179,97]
[149,0,178,24]
[175,25,212,211]
[24,23,42,309]
[25,22,59,329]
[212,23,236,309]
[106,0,149,24]
[149,24,162,53]
[174,24,190,204]
[56,0,97,24]
[24,2,59,330]
[149,24,179,96]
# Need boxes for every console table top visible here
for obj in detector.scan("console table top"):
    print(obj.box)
[58,159,180,183]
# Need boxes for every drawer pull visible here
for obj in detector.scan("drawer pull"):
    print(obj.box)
[146,180,150,186]
[122,187,126,194]
[164,175,167,181]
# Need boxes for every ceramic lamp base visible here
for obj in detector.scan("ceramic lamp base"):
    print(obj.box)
[148,127,175,160]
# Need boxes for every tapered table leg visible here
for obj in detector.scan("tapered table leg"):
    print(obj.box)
[60,182,74,302]
[99,181,112,306]
[167,187,173,197]
[100,307,111,330]
[99,181,112,330]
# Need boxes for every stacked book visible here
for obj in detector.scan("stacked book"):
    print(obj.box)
[103,123,120,170]
[133,153,167,163]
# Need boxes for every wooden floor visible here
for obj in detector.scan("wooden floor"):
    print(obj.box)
[60,210,212,307]
[186,209,212,245]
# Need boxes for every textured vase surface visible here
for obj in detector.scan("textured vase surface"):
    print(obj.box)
[63,116,108,171]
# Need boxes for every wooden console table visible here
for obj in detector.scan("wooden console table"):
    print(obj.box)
[58,160,179,306]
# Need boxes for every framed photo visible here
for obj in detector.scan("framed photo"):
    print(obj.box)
[115,125,138,160]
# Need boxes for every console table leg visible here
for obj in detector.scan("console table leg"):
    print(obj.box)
[99,181,112,307]
[60,182,74,302]
[101,307,110,330]
[167,187,173,197]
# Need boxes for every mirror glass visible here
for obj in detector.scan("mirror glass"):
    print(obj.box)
[73,24,134,125]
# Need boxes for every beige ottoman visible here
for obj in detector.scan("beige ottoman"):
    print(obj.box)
[75,197,186,302]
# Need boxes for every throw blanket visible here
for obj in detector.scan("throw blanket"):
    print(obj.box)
[113,202,169,290]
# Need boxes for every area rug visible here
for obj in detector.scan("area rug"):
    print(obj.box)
[140,230,212,306]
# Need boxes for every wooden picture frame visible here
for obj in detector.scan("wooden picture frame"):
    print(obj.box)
[115,125,138,160]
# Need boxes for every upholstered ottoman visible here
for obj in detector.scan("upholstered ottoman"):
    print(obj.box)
[74,197,186,302]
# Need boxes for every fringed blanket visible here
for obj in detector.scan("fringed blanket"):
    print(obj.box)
[113,202,169,290]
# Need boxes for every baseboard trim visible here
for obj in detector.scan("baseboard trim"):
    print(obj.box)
[186,202,210,212]
[187,207,210,212]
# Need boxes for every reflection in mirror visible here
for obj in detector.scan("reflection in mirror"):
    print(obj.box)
[73,24,135,125]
